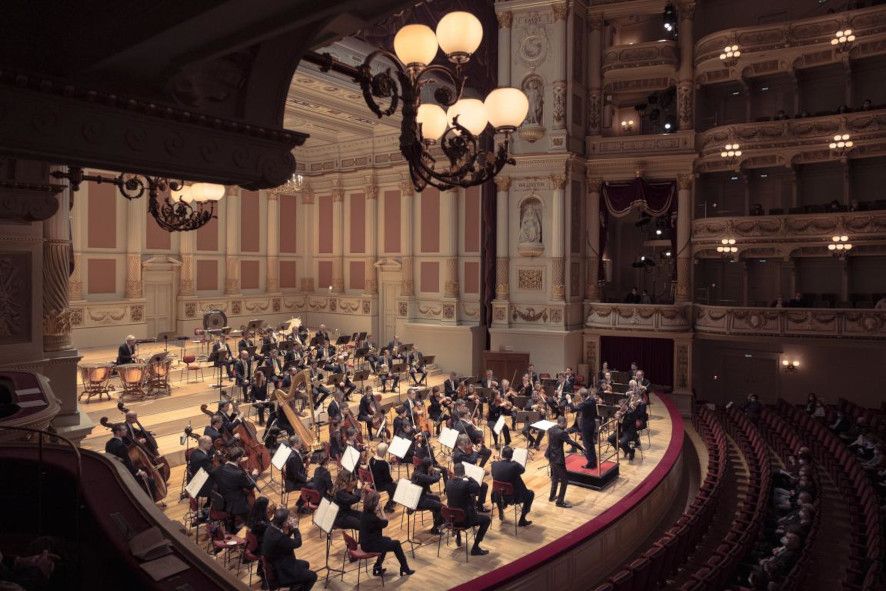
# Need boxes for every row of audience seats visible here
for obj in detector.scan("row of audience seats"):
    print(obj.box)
[775,400,882,590]
[750,201,886,216]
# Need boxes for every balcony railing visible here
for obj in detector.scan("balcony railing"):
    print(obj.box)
[695,304,886,339]
[691,210,886,243]
[585,303,886,339]
[694,5,886,85]
[587,129,694,156]
[603,40,679,76]
[695,109,886,173]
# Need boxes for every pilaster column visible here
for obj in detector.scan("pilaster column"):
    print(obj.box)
[786,259,798,295]
[266,192,280,292]
[497,11,512,86]
[365,182,379,295]
[224,186,241,295]
[332,183,345,293]
[677,1,696,129]
[43,174,72,352]
[586,176,603,301]
[300,187,315,292]
[494,175,511,300]
[842,159,851,206]
[552,2,568,131]
[125,197,144,299]
[397,180,412,296]
[676,173,693,303]
[788,166,798,208]
[442,188,459,298]
[69,183,85,302]
[841,258,850,303]
[740,260,749,306]
[550,173,567,301]
[179,229,195,296]
[588,15,604,135]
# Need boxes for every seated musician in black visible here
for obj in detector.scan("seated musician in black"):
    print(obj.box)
[106,423,145,480]
[217,401,241,437]
[444,463,491,556]
[261,508,317,590]
[301,456,333,501]
[378,349,400,393]
[187,436,216,509]
[411,457,443,534]
[234,349,252,402]
[392,406,416,463]
[212,447,255,528]
[369,442,397,512]
[116,334,138,365]
[357,386,377,439]
[204,415,224,442]
[414,432,448,484]
[308,362,331,409]
[331,470,362,531]
[283,436,308,493]
[121,410,157,455]
[443,372,459,397]
[451,434,491,510]
[359,490,414,578]
[451,411,492,467]
[491,446,533,527]
[408,350,427,386]
[607,397,640,461]
[249,369,271,426]
[209,336,234,379]
[327,392,343,425]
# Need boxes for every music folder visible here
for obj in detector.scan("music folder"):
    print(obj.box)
[341,445,361,473]
[493,415,506,435]
[512,447,529,468]
[313,497,340,534]
[462,461,485,485]
[388,436,412,459]
[438,427,459,450]
[184,467,210,499]
[271,444,292,471]
[530,419,557,431]
[393,478,422,510]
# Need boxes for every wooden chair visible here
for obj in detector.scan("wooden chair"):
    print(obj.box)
[297,487,322,527]
[341,531,383,588]
[492,480,523,535]
[181,354,205,383]
[438,505,476,562]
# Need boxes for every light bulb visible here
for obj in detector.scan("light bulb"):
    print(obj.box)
[416,103,448,141]
[191,183,225,202]
[484,87,529,131]
[173,185,195,203]
[447,98,488,135]
[393,24,438,68]
[436,11,483,62]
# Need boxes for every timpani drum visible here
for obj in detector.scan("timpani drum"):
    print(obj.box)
[78,363,113,402]
[118,363,146,401]
[145,356,173,397]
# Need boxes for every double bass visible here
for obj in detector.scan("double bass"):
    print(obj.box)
[99,416,168,502]
[199,400,271,476]
[116,402,171,482]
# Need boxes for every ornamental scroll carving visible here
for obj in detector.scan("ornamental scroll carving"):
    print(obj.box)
[511,306,548,323]
[0,253,32,343]
[517,269,543,290]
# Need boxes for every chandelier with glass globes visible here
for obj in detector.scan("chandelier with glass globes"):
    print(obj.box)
[303,11,529,191]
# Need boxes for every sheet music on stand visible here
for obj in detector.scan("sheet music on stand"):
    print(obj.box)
[271,444,292,471]
[512,447,529,468]
[388,436,412,459]
[462,461,485,485]
[438,427,459,450]
[493,415,506,435]
[341,446,361,473]
[184,467,209,499]
[313,497,340,534]
[530,419,557,431]
[393,478,422,510]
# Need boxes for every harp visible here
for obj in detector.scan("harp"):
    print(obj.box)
[274,369,317,446]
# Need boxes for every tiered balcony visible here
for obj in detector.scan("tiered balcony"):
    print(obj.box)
[695,109,886,173]
[694,4,886,86]
[585,303,693,333]
[602,40,679,95]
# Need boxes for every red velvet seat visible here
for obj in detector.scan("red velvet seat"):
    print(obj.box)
[341,531,383,588]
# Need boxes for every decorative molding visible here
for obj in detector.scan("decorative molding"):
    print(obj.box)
[0,253,32,344]
[511,305,549,323]
[691,211,886,244]
[587,130,695,157]
[695,305,886,339]
[585,303,693,332]
[517,268,544,290]
[603,40,679,77]
[494,175,512,192]
[497,10,513,29]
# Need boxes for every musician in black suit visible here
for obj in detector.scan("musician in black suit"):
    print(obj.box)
[635,369,651,392]
[115,335,138,365]
[378,349,400,392]
[234,350,252,401]
[121,410,158,455]
[301,456,332,501]
[451,434,490,509]
[491,446,533,526]
[545,416,584,508]
[105,423,140,477]
[369,442,398,512]
[443,372,459,397]
[411,457,444,534]
[308,362,331,408]
[414,432,449,484]
[283,436,308,493]
[204,416,224,442]
[575,388,600,469]
[327,393,343,425]
[332,471,363,531]
[358,387,377,438]
[452,411,492,467]
[187,436,215,500]
[212,447,255,526]
[261,508,317,590]
[526,364,540,386]
[249,369,271,426]
[210,337,234,379]
[445,463,491,556]
[407,350,427,386]
[359,490,414,577]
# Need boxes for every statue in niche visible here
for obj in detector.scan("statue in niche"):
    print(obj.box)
[518,197,544,257]
[519,76,545,143]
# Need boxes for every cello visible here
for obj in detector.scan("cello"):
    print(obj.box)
[199,401,270,476]
[116,402,171,482]
[99,416,168,502]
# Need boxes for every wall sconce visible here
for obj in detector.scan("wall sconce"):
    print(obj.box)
[831,28,856,52]
[782,359,800,372]
[719,44,741,67]
[717,237,738,258]
[620,119,635,132]
[829,133,853,156]
[828,235,853,258]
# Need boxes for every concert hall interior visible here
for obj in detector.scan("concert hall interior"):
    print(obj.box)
[1,0,885,590]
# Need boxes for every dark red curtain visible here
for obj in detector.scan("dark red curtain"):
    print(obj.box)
[600,335,674,387]
[602,178,675,217]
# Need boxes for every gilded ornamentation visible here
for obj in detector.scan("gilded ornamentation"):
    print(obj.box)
[517,269,543,290]
[677,82,694,130]
[0,253,31,343]
[329,299,337,312]
[398,302,408,317]
[231,300,242,315]
[443,304,455,319]
[494,175,511,192]
[495,257,509,298]
[518,22,549,70]
[185,302,196,318]
[588,93,601,134]
[494,306,506,322]
[70,308,83,326]
[550,308,563,323]
[552,81,566,130]
[363,300,371,314]
[676,344,689,388]
[497,10,513,29]
[551,2,568,21]
[512,306,548,323]
[584,338,596,367]
[551,257,565,301]
[130,305,143,322]
[272,298,281,312]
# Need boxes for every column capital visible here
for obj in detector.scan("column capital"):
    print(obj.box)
[366,183,380,200]
[494,175,512,192]
[587,176,604,192]
[590,14,604,31]
[224,185,240,198]
[300,188,315,205]
[399,179,414,196]
[677,0,696,19]
[332,181,345,202]
[552,2,568,22]
[676,173,694,191]
[266,192,279,202]
[549,173,568,190]
[496,10,513,29]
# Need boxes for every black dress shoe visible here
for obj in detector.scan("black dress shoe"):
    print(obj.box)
[470,546,490,556]
[556,500,573,508]
[400,567,415,576]
[430,526,441,535]
[518,519,533,527]
[455,532,462,547]
[372,566,387,577]
[497,504,505,521]
[584,463,597,470]
[548,496,556,502]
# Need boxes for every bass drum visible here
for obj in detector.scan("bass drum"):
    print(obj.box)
[203,309,228,332]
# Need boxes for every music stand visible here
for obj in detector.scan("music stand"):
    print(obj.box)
[353,369,370,389]
[335,335,351,346]
[392,361,406,401]
[311,498,345,585]
[393,479,425,557]
[356,331,367,341]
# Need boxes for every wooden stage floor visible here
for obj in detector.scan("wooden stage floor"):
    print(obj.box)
[75,344,675,590]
